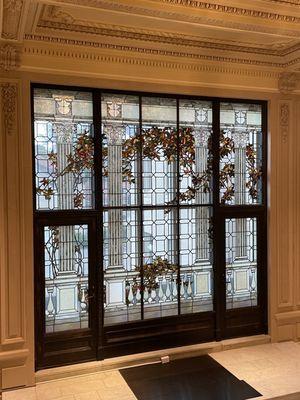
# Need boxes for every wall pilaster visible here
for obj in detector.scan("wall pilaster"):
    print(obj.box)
[270,72,300,342]
[0,77,34,389]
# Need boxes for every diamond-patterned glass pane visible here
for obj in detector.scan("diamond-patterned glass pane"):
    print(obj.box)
[103,209,141,325]
[34,89,94,210]
[143,208,178,319]
[142,97,177,206]
[180,207,213,314]
[44,224,89,333]
[226,218,258,309]
[220,103,263,205]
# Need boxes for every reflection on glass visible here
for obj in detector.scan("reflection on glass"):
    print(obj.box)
[220,103,263,205]
[44,224,89,333]
[226,218,258,309]
[34,89,94,210]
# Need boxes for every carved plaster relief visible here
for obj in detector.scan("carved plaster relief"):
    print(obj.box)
[1,83,17,136]
[36,8,300,58]
[0,43,21,71]
[278,72,298,94]
[280,103,290,143]
[38,0,300,39]
[2,0,24,40]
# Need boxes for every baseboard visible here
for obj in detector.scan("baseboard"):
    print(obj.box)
[35,334,270,383]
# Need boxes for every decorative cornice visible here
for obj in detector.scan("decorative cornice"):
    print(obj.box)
[0,42,22,71]
[152,0,300,22]
[36,15,300,57]
[278,72,298,94]
[280,103,290,143]
[52,0,300,38]
[2,0,24,40]
[23,39,281,81]
[258,0,300,4]
[24,34,284,69]
[1,83,17,136]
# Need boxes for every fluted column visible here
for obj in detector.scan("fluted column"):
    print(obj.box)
[53,95,76,274]
[55,122,76,272]
[234,131,248,260]
[106,125,124,270]
[194,127,210,262]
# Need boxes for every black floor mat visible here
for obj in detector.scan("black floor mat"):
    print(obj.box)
[120,355,261,400]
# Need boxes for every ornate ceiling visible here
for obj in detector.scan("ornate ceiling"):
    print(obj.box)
[1,0,300,90]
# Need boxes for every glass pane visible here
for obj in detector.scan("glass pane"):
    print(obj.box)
[102,94,140,207]
[143,208,178,319]
[44,224,89,333]
[179,100,213,205]
[180,207,213,314]
[103,209,141,325]
[142,97,177,206]
[34,89,94,210]
[226,218,258,309]
[220,103,263,205]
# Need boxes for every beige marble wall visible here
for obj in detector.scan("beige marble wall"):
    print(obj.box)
[0,64,299,389]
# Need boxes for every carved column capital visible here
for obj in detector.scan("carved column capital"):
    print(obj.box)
[278,72,298,94]
[0,82,18,136]
[0,42,22,71]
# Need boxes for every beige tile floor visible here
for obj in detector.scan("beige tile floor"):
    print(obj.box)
[3,342,300,400]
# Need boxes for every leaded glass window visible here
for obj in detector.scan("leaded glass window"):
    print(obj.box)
[33,86,267,365]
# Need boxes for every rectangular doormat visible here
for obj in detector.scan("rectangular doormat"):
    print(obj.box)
[120,355,261,400]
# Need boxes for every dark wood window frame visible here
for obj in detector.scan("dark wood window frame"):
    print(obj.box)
[32,84,268,370]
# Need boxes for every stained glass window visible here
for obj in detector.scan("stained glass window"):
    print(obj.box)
[226,218,258,309]
[34,89,94,210]
[34,88,266,338]
[220,103,263,205]
[44,224,89,333]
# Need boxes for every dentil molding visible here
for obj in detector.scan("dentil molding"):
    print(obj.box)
[152,0,300,23]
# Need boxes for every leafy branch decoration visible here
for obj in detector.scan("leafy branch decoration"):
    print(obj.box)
[37,126,262,209]
[130,256,178,295]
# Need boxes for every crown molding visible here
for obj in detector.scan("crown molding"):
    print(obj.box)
[49,0,300,39]
[150,0,300,23]
[22,39,281,79]
[0,42,22,71]
[264,0,300,4]
[24,34,285,70]
[36,8,300,57]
